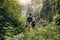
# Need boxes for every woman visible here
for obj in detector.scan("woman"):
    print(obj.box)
[31,17,36,28]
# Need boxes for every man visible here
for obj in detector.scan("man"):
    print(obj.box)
[27,13,32,28]
[27,13,36,29]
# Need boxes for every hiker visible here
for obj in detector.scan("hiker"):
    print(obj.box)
[26,13,36,29]
[27,13,32,28]
[31,17,36,28]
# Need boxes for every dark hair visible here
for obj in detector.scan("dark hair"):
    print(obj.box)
[29,13,32,16]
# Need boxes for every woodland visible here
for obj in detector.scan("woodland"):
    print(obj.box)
[0,0,60,40]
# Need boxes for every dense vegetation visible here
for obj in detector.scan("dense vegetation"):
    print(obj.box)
[0,0,60,40]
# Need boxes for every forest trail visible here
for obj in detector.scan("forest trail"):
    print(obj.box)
[13,22,59,40]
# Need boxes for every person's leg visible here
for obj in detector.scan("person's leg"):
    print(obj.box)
[32,21,35,29]
[32,25,35,29]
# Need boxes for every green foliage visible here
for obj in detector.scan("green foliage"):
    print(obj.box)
[53,13,60,26]
[0,0,60,40]
[0,0,25,40]
[14,24,60,40]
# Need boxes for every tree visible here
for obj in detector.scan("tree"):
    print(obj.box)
[0,0,25,40]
